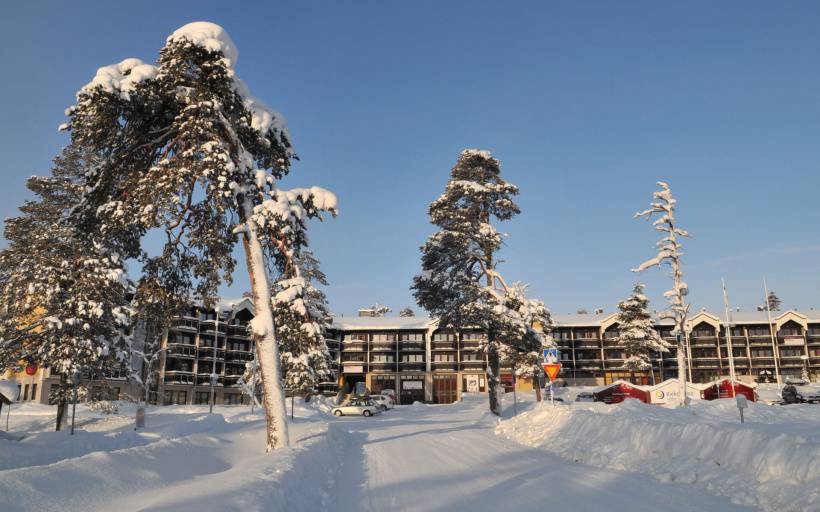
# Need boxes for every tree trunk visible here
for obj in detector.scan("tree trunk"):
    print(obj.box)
[240,198,289,452]
[55,373,68,431]
[677,332,688,407]
[487,341,501,416]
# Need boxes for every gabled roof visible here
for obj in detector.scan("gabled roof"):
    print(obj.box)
[330,316,438,331]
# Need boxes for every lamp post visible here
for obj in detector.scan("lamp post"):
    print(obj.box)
[70,369,80,435]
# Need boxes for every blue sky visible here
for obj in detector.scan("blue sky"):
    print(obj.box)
[2,1,819,316]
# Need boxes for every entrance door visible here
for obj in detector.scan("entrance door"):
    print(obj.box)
[433,374,457,404]
[400,376,425,405]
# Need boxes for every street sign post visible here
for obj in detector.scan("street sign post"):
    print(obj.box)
[542,360,562,407]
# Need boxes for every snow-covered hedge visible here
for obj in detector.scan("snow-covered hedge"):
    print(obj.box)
[496,399,820,512]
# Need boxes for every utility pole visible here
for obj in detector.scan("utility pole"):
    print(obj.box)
[763,278,782,386]
[721,279,737,396]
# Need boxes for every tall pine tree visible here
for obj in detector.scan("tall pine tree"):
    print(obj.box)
[413,149,551,415]
[0,147,132,430]
[615,284,670,376]
[64,23,337,451]
[633,181,691,406]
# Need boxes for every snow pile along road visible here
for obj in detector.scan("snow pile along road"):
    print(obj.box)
[496,399,820,512]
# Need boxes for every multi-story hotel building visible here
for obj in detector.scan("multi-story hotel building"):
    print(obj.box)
[7,302,819,406]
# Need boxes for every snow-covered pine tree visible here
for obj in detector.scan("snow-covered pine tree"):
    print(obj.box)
[766,291,782,312]
[633,181,691,406]
[399,307,415,317]
[273,251,334,395]
[63,23,336,451]
[615,284,670,378]
[412,149,552,415]
[0,146,132,430]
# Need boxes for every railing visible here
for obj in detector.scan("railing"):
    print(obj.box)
[460,342,481,350]
[460,361,484,368]
[400,343,426,351]
[225,351,253,362]
[196,375,223,386]
[432,362,457,370]
[399,362,426,371]
[370,342,396,352]
[369,362,396,372]
[432,342,457,351]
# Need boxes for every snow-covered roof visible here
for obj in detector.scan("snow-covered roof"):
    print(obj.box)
[0,379,19,402]
[330,316,437,331]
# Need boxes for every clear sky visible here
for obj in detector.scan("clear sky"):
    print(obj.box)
[2,1,819,317]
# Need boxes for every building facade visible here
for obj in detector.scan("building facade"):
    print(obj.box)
[7,304,819,405]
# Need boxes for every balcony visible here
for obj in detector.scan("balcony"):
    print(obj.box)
[574,343,601,349]
[196,374,223,386]
[432,342,457,351]
[460,342,481,350]
[400,362,426,372]
[223,375,242,387]
[198,346,225,358]
[460,361,484,369]
[166,344,196,358]
[225,350,253,363]
[170,320,198,331]
[370,342,396,352]
[164,370,194,385]
[369,362,396,372]
[432,362,457,371]
[400,343,426,352]
[342,342,366,352]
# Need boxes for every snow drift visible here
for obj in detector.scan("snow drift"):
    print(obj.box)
[496,399,820,512]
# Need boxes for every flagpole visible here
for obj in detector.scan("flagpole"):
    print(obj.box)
[721,279,737,396]
[763,278,782,387]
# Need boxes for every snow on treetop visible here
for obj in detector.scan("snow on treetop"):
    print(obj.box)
[167,21,238,68]
[80,58,157,100]
[234,78,292,149]
[461,148,494,160]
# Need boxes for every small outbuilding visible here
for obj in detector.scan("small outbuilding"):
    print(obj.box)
[701,379,757,402]
[593,380,650,404]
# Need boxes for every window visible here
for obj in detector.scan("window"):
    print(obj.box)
[402,354,424,362]
[163,390,187,405]
[224,394,242,405]
[731,327,745,337]
[195,392,211,405]
[461,352,482,361]
[372,333,396,342]
[400,333,424,342]
[30,383,37,402]
[749,327,770,337]
[433,333,455,341]
[371,354,394,363]
[603,330,618,340]
[780,327,801,336]
[552,331,570,341]
[751,349,773,358]
[434,353,455,362]
[575,329,597,339]
[461,333,485,341]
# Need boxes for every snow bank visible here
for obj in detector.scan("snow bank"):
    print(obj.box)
[0,378,19,401]
[496,399,820,512]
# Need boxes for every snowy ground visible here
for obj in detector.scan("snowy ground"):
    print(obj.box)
[1,392,813,511]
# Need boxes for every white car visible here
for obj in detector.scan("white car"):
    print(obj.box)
[332,398,382,417]
[370,395,393,411]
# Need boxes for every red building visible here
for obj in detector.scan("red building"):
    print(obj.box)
[701,379,757,402]
[593,380,651,404]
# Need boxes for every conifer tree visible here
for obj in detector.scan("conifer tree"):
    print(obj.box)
[615,284,670,375]
[274,251,334,394]
[413,149,551,415]
[0,147,132,430]
[633,181,691,406]
[63,23,337,451]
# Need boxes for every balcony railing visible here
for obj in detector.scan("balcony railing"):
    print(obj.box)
[369,362,396,372]
[370,342,396,352]
[460,361,484,368]
[432,342,457,351]
[432,362,457,371]
[225,351,253,362]
[400,343,426,351]
[400,362,426,372]
[460,342,481,350]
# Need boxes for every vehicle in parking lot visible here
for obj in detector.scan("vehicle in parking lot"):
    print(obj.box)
[332,398,382,417]
[575,391,595,402]
[782,384,820,404]
[380,388,397,404]
[370,395,393,411]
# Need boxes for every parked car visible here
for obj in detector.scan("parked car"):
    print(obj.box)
[369,395,393,411]
[575,391,595,402]
[380,388,397,404]
[782,384,820,404]
[332,398,382,417]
